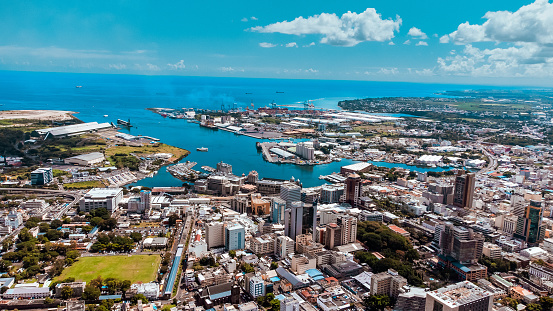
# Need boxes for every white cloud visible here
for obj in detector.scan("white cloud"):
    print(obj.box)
[241,17,249,22]
[259,42,276,48]
[408,27,428,39]
[305,68,318,73]
[108,63,126,70]
[403,40,411,45]
[250,8,401,46]
[444,0,553,45]
[416,41,428,46]
[167,59,185,70]
[378,67,399,75]
[220,66,245,72]
[303,42,316,47]
[251,16,258,21]
[146,63,161,71]
[388,41,395,45]
[439,35,450,44]
[285,42,298,48]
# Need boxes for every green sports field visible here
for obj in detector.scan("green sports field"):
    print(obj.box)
[56,255,161,283]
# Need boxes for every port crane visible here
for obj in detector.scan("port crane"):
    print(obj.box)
[303,100,315,110]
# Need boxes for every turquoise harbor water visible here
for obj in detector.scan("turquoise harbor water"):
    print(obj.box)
[0,71,499,187]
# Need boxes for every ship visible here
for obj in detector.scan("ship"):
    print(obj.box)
[197,147,208,152]
[75,86,82,88]
[117,119,132,127]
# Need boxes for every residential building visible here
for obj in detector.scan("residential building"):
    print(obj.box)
[320,185,344,204]
[275,235,295,259]
[482,243,502,259]
[249,276,265,298]
[5,209,22,229]
[369,269,407,298]
[280,297,300,311]
[79,188,123,213]
[394,287,427,311]
[325,223,342,250]
[128,190,151,214]
[206,222,225,249]
[250,234,275,255]
[338,215,357,245]
[271,197,286,224]
[284,201,304,239]
[345,174,362,208]
[453,173,475,209]
[280,183,302,208]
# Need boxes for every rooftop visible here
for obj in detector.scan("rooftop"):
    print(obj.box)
[429,281,493,307]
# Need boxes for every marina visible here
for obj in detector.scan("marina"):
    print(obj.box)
[166,161,200,181]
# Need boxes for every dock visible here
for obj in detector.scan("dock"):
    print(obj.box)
[259,142,276,163]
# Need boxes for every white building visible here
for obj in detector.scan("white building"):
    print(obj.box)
[5,210,22,229]
[425,281,493,311]
[275,235,295,259]
[130,283,160,300]
[281,297,300,311]
[79,188,123,213]
[249,276,265,298]
[296,142,315,161]
[3,287,50,299]
[65,152,106,166]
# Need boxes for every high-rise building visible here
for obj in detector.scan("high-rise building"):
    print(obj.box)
[31,167,53,185]
[453,173,475,208]
[345,174,362,208]
[439,223,484,264]
[280,297,300,311]
[271,197,286,224]
[206,222,225,249]
[296,142,315,160]
[338,215,358,245]
[280,183,302,208]
[320,185,345,204]
[79,188,123,213]
[249,276,265,298]
[325,223,342,249]
[514,200,546,245]
[425,281,493,311]
[128,190,151,214]
[225,223,245,251]
[284,201,304,239]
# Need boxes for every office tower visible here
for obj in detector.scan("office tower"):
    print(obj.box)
[325,223,342,249]
[514,200,546,244]
[280,183,302,208]
[284,201,304,239]
[511,194,527,217]
[338,215,358,245]
[439,223,484,264]
[302,203,315,235]
[453,173,475,208]
[225,223,245,251]
[312,200,318,241]
[30,167,53,185]
[206,222,225,249]
[271,197,286,224]
[320,185,344,204]
[345,174,362,208]
[425,281,493,311]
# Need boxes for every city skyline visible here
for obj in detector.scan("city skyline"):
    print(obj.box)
[1,1,553,86]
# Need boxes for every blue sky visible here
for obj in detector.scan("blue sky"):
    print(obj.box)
[0,0,551,85]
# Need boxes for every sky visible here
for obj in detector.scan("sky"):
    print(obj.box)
[1,0,553,85]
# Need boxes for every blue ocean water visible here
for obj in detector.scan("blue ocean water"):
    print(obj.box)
[0,70,512,187]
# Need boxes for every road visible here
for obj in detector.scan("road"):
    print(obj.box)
[478,145,498,176]
[174,215,196,301]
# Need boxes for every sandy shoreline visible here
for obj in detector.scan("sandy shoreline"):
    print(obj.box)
[0,110,77,121]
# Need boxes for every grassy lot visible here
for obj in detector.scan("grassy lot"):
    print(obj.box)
[105,143,189,162]
[56,255,161,283]
[63,180,106,189]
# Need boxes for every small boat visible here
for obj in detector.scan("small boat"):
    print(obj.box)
[103,115,108,117]
[75,86,82,88]
[197,147,208,152]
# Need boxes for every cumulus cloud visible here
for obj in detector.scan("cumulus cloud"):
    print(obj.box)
[403,40,411,45]
[285,42,298,48]
[416,41,428,46]
[303,42,316,47]
[250,8,401,46]
[305,68,318,73]
[167,60,185,70]
[408,27,428,39]
[378,67,399,75]
[241,17,249,22]
[443,0,553,44]
[439,35,450,44]
[251,16,258,21]
[146,63,160,71]
[220,66,245,72]
[388,41,395,45]
[259,42,276,48]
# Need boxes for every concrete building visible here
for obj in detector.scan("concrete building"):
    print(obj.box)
[453,173,475,209]
[251,194,270,216]
[425,281,493,311]
[280,183,302,208]
[249,276,265,298]
[79,188,123,213]
[5,209,22,229]
[296,142,315,160]
[394,287,427,311]
[275,235,295,259]
[369,269,407,298]
[345,174,362,208]
[250,234,275,255]
[225,223,245,251]
[65,152,105,166]
[285,201,304,239]
[3,287,51,299]
[482,243,502,259]
[280,297,300,311]
[55,282,86,298]
[206,222,225,249]
[325,223,342,250]
[514,200,546,245]
[338,215,357,245]
[290,254,316,274]
[128,190,151,214]
[320,185,344,204]
[31,167,53,185]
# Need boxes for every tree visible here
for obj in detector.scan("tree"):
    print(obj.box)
[130,232,142,243]
[270,262,278,270]
[168,214,179,226]
[82,285,101,301]
[131,294,148,305]
[120,280,131,296]
[90,217,104,227]
[66,250,80,260]
[61,286,74,300]
[527,303,543,311]
[229,250,236,258]
[90,276,103,288]
[540,297,553,311]
[363,295,392,311]
[0,260,11,271]
[50,219,63,229]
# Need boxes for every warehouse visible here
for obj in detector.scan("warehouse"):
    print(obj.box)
[37,122,112,138]
[65,152,105,166]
